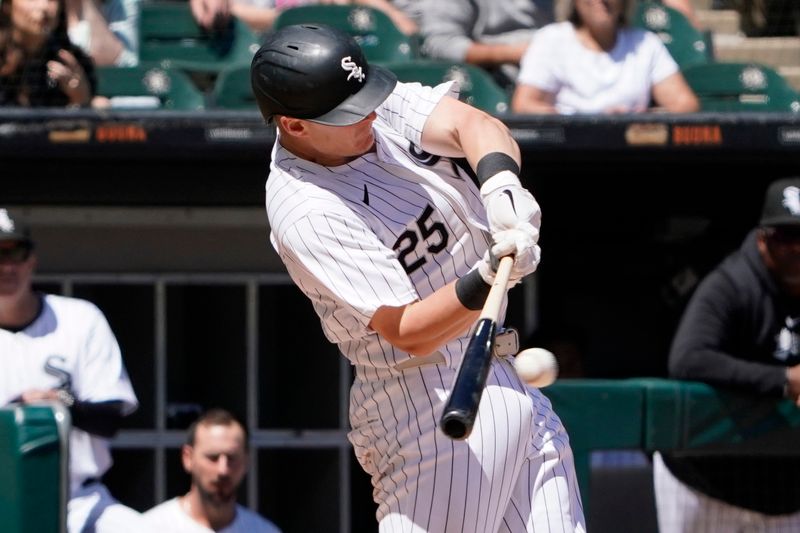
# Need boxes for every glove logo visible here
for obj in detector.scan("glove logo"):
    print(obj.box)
[341,57,365,83]
[502,189,517,215]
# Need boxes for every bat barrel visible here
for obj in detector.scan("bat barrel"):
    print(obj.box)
[439,318,497,440]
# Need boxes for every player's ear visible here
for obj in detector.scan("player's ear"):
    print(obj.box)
[279,116,307,137]
[181,444,193,472]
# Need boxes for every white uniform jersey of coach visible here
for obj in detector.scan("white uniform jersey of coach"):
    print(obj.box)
[267,81,583,531]
[0,294,143,532]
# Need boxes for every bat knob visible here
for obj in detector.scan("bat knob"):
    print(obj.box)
[440,409,471,440]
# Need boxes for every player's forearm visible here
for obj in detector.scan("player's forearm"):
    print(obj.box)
[16,390,128,437]
[370,280,479,356]
[458,112,521,175]
[670,348,788,396]
[69,399,129,438]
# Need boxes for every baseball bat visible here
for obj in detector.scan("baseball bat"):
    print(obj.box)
[440,256,514,440]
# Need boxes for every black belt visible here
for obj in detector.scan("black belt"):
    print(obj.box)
[81,477,100,488]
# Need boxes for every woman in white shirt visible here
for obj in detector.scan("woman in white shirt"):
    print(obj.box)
[511,0,699,114]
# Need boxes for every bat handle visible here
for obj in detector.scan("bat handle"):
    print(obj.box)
[479,256,513,321]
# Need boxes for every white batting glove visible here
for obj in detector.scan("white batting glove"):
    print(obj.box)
[481,171,541,232]
[476,223,541,287]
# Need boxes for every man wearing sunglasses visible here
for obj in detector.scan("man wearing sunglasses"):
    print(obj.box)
[0,208,151,533]
[653,178,800,532]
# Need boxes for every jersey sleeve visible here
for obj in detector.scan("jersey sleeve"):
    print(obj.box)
[376,80,459,149]
[73,303,138,412]
[277,210,418,341]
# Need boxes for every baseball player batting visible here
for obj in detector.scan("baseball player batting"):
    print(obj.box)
[251,24,585,532]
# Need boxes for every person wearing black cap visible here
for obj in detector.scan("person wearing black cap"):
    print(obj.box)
[653,178,800,531]
[0,208,151,533]
[251,23,585,532]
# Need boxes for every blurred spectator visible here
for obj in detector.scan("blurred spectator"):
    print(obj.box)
[189,0,227,31]
[419,0,553,90]
[0,209,149,533]
[64,0,139,66]
[189,0,416,36]
[511,0,698,114]
[654,177,800,532]
[354,0,416,35]
[143,408,282,532]
[663,0,703,30]
[0,0,96,107]
[389,0,422,27]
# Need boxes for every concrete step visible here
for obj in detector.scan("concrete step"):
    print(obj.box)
[713,34,800,68]
[779,66,800,92]
[697,9,740,35]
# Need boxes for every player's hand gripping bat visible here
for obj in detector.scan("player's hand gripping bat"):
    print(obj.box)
[440,255,513,440]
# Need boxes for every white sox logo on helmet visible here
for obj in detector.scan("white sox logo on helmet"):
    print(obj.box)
[782,185,800,216]
[0,209,16,233]
[341,56,365,82]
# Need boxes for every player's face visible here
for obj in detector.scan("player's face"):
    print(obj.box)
[10,0,60,42]
[0,241,36,297]
[183,423,248,506]
[760,226,800,296]
[283,112,378,166]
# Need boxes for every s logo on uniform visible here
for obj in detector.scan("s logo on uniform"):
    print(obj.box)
[44,355,73,390]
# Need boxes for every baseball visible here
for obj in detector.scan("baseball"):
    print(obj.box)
[514,348,558,388]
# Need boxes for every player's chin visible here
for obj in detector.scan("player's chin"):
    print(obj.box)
[0,280,21,295]
[352,131,376,152]
[206,490,236,505]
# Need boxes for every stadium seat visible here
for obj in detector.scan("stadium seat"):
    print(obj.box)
[138,1,260,73]
[211,63,256,110]
[382,60,510,114]
[682,62,800,112]
[96,66,206,110]
[633,1,712,69]
[272,4,414,63]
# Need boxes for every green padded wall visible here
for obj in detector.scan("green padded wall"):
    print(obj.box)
[0,405,68,533]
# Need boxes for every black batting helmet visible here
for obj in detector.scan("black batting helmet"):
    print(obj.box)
[250,24,397,126]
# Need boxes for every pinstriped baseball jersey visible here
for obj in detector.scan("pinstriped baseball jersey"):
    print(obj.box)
[268,81,491,373]
[265,81,585,532]
[0,294,138,495]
